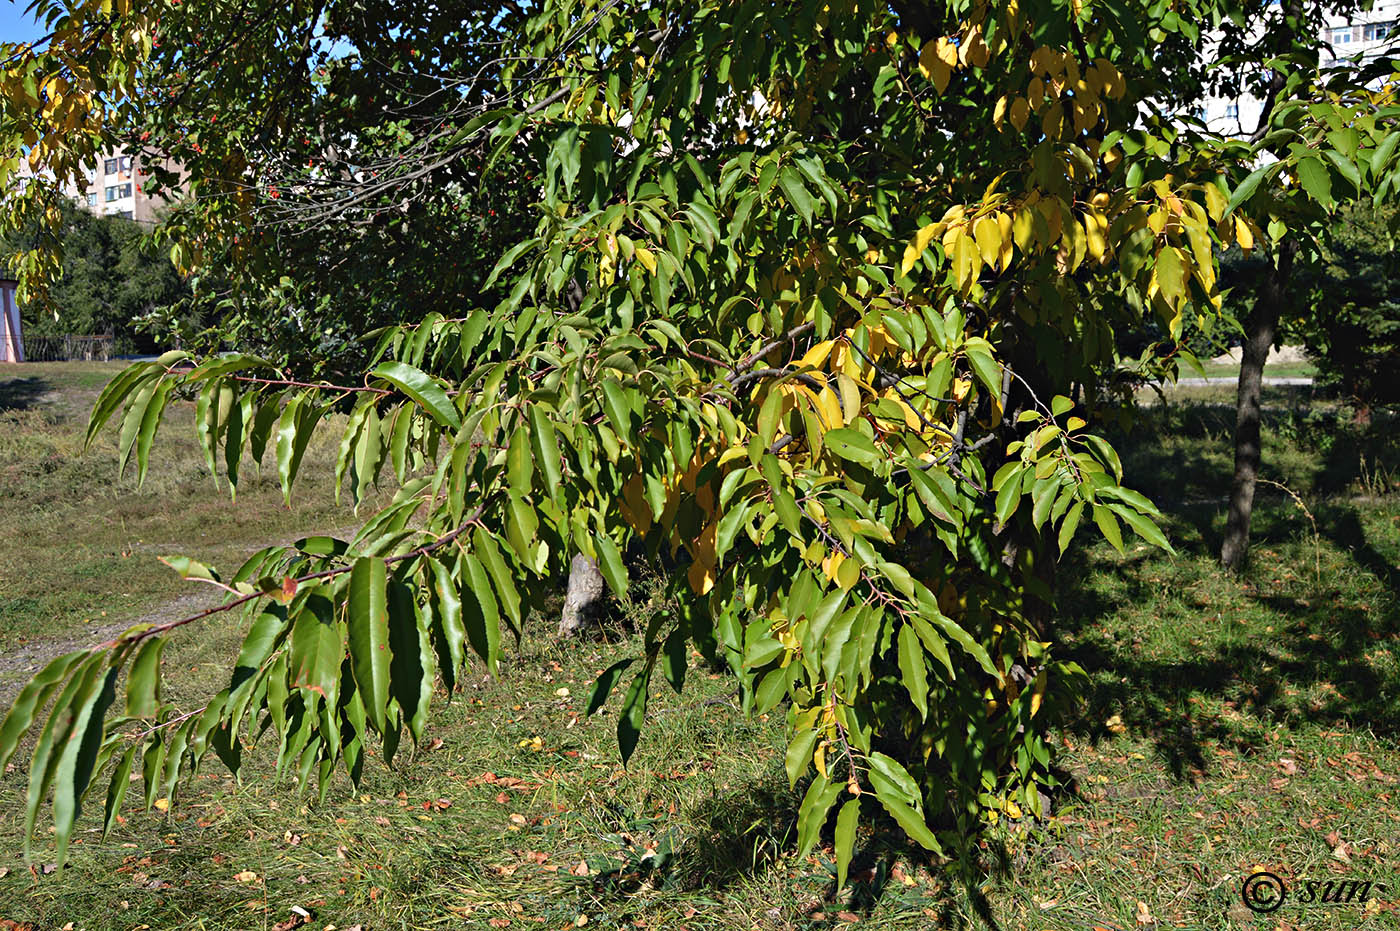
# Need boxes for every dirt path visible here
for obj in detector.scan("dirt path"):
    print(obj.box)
[0,591,222,705]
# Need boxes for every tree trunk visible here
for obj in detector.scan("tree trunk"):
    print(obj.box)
[1221,239,1296,570]
[558,553,606,637]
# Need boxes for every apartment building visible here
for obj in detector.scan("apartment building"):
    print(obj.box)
[14,147,180,225]
[1201,1,1399,134]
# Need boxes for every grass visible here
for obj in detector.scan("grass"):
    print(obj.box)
[1189,360,1319,381]
[1,362,1398,930]
[0,362,386,693]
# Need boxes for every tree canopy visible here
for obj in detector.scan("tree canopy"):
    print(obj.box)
[0,202,189,351]
[1,0,1397,876]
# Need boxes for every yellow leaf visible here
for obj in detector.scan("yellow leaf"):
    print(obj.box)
[835,554,861,590]
[233,870,259,883]
[1005,799,1023,819]
[687,559,714,595]
[1009,97,1030,132]
[1235,216,1254,252]
[1084,210,1107,262]
[798,339,835,370]
[993,95,1008,127]
[835,373,862,422]
[816,385,844,429]
[822,549,846,580]
[153,798,170,812]
[918,38,956,92]
[973,215,1002,268]
[1203,184,1227,221]
[996,211,1014,271]
[814,740,828,778]
[634,247,657,274]
[900,222,940,276]
[951,229,980,291]
[1066,416,1086,432]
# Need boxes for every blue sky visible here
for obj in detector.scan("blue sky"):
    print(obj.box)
[1,1,45,45]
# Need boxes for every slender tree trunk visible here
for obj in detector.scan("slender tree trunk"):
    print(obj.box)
[1221,239,1296,570]
[558,553,606,637]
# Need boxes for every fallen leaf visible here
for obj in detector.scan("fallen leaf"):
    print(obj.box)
[1135,900,1155,925]
[572,861,590,876]
[233,870,259,883]
[836,911,861,923]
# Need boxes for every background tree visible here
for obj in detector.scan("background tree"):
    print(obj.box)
[1,0,1395,878]
[1208,0,1394,569]
[1287,202,1400,416]
[0,202,190,352]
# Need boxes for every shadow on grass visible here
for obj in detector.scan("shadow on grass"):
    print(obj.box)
[1056,403,1400,782]
[0,375,49,412]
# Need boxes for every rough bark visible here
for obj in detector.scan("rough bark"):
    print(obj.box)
[1221,239,1296,571]
[558,553,606,637]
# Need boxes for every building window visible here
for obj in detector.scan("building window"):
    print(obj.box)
[1225,103,1239,119]
[119,211,134,220]
[105,183,132,202]
[86,192,97,207]
[119,155,132,172]
[104,157,119,174]
[1364,21,1393,41]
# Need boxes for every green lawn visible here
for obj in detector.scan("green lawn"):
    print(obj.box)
[0,363,1397,930]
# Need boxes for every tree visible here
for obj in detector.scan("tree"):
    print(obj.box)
[1287,203,1400,415]
[1212,0,1393,569]
[2,0,1395,877]
[0,202,190,352]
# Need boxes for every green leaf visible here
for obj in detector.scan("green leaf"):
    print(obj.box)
[1225,162,1275,217]
[528,404,564,493]
[617,669,649,765]
[586,658,634,715]
[1058,500,1085,554]
[134,379,174,488]
[754,667,788,713]
[778,166,815,225]
[125,639,164,719]
[594,535,628,599]
[348,558,391,732]
[462,553,502,675]
[784,727,820,787]
[85,361,160,450]
[1092,503,1124,553]
[795,774,842,858]
[0,649,88,774]
[290,602,342,710]
[600,379,635,444]
[429,558,466,690]
[372,361,461,430]
[662,628,687,694]
[472,529,523,634]
[824,428,881,467]
[52,664,119,864]
[1113,503,1174,553]
[1369,130,1400,180]
[103,745,137,837]
[965,348,1001,399]
[875,793,943,854]
[1296,156,1333,206]
[834,799,860,890]
[896,624,929,720]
